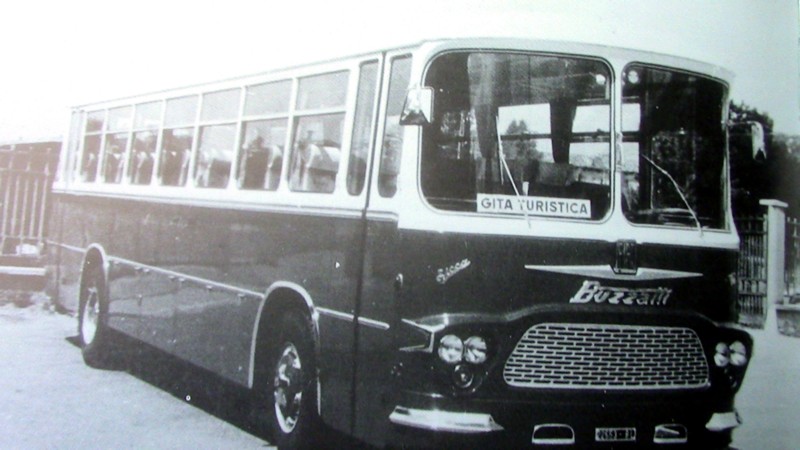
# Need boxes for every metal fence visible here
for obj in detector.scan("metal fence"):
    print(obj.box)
[786,216,800,303]
[736,215,769,328]
[0,144,57,258]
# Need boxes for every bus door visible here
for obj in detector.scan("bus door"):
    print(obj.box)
[308,56,384,435]
[351,52,413,443]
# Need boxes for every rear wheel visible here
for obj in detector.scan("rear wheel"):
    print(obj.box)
[78,261,116,368]
[261,313,320,449]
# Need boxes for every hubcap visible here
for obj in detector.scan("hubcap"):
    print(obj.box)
[273,342,303,434]
[81,286,99,345]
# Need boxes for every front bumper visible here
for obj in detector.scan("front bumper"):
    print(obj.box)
[389,406,504,433]
[388,395,741,447]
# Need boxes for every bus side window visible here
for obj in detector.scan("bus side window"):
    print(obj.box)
[195,124,235,188]
[80,135,101,182]
[101,106,132,184]
[238,80,291,191]
[160,95,198,187]
[129,131,157,185]
[238,119,286,191]
[347,60,379,195]
[378,55,411,197]
[288,71,348,193]
[288,115,344,193]
[129,101,162,185]
[101,136,126,184]
[159,128,193,187]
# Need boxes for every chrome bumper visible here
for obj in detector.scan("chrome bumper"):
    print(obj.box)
[705,410,742,432]
[389,406,504,433]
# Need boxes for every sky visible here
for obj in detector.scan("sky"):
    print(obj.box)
[0,0,798,142]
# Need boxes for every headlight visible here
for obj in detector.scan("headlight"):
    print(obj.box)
[464,336,488,364]
[438,334,463,364]
[729,341,748,367]
[713,342,730,367]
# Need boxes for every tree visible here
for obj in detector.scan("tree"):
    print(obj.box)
[729,101,800,217]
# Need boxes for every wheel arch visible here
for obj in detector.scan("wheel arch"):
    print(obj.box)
[79,244,109,301]
[248,281,321,390]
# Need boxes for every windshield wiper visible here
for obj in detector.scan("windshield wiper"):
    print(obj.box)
[640,154,703,235]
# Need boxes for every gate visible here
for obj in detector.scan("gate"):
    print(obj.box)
[778,216,800,336]
[0,142,59,279]
[736,215,768,328]
[786,216,800,301]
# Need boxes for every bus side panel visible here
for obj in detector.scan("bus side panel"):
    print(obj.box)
[46,194,84,316]
[49,193,359,433]
[352,217,401,447]
[49,194,141,339]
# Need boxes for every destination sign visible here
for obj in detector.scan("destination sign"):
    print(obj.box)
[477,194,591,219]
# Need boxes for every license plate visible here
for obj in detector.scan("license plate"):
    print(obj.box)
[595,427,636,442]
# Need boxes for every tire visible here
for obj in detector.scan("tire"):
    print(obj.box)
[77,261,116,369]
[260,313,321,449]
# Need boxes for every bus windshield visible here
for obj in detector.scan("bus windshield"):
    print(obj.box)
[421,52,612,220]
[621,64,727,229]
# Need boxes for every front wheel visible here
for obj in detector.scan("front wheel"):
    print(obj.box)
[262,313,320,449]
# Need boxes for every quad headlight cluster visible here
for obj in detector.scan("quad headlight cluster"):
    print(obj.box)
[713,341,748,368]
[713,339,750,391]
[437,334,489,390]
[438,335,488,365]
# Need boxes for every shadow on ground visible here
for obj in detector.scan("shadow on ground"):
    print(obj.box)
[65,332,366,449]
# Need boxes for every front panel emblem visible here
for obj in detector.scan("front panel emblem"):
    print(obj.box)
[436,258,471,284]
[570,280,672,306]
[614,240,637,275]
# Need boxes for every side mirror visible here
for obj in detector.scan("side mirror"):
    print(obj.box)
[400,87,433,126]
[749,122,766,162]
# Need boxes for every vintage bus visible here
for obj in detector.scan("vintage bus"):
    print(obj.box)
[48,38,753,448]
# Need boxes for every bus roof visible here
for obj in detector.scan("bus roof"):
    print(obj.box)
[73,37,734,110]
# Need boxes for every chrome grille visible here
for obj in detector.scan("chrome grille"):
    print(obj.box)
[503,323,709,390]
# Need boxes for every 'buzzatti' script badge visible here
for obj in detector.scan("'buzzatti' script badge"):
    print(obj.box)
[570,280,672,306]
[436,259,471,284]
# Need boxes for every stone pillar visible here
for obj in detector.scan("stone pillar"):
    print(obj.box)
[760,199,788,332]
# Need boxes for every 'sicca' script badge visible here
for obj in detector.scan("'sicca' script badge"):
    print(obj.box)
[436,259,471,285]
[570,280,672,306]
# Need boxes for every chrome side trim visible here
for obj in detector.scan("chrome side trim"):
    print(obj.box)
[525,264,703,281]
[316,307,390,331]
[705,411,741,432]
[54,187,366,220]
[108,254,266,299]
[357,316,391,331]
[389,406,504,433]
[316,307,355,322]
[0,265,45,277]
[399,318,446,353]
[48,241,85,254]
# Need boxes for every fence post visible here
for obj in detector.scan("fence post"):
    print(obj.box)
[760,199,788,332]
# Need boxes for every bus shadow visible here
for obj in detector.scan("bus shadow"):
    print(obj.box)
[67,332,365,448]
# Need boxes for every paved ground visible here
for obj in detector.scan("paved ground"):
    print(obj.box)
[0,295,273,449]
[1,290,798,448]
[733,325,800,449]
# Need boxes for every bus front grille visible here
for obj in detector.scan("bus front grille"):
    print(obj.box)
[503,323,709,390]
